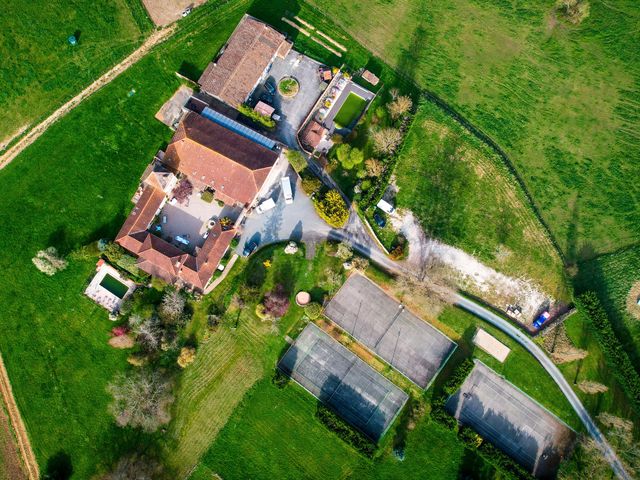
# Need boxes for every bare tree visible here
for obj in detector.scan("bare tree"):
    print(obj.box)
[135,317,162,351]
[107,370,173,432]
[371,127,403,155]
[351,256,369,272]
[388,87,399,101]
[102,453,163,480]
[365,158,385,177]
[388,95,413,120]
[158,290,185,324]
[557,0,590,24]
[171,178,193,204]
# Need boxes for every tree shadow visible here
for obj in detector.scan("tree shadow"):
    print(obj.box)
[177,61,202,82]
[44,451,73,480]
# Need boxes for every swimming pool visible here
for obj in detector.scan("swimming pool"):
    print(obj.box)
[100,274,130,298]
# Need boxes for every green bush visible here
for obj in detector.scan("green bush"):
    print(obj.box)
[576,291,640,413]
[304,302,322,319]
[230,236,240,249]
[313,190,349,228]
[237,103,276,129]
[271,369,290,389]
[301,176,322,195]
[316,404,376,457]
[443,358,474,396]
[429,397,457,430]
[286,150,307,173]
[201,190,214,203]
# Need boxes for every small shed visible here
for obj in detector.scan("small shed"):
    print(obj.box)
[362,70,380,86]
[254,101,275,117]
[473,328,510,363]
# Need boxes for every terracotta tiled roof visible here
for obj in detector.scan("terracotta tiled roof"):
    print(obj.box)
[300,121,328,150]
[179,224,235,290]
[163,112,278,205]
[198,15,292,107]
[362,70,380,86]
[116,186,165,245]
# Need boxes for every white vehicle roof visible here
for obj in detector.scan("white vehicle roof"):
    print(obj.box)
[376,198,395,213]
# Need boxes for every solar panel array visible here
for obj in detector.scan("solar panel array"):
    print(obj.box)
[201,107,277,150]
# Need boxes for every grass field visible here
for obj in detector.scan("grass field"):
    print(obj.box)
[307,0,640,258]
[0,1,252,476]
[396,101,567,299]
[334,93,368,129]
[191,377,494,480]
[0,0,151,142]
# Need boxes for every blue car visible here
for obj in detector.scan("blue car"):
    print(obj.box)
[242,240,258,257]
[264,80,276,95]
[373,212,386,228]
[533,311,550,329]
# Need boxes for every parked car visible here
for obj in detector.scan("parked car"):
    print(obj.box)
[182,7,192,17]
[264,79,276,95]
[533,311,551,330]
[242,240,258,257]
[373,212,386,228]
[256,198,276,214]
[376,199,395,214]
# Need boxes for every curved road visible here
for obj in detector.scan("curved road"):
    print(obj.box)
[332,224,630,480]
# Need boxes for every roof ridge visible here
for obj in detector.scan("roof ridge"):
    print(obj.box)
[219,23,266,103]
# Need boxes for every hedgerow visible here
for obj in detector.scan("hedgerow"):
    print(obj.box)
[576,291,640,413]
[316,404,376,457]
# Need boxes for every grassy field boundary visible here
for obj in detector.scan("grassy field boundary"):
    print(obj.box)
[0,353,38,480]
[418,90,566,265]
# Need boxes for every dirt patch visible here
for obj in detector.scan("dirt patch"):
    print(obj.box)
[155,85,193,127]
[142,0,209,26]
[108,335,135,349]
[626,281,640,320]
[542,323,588,364]
[0,354,38,479]
[0,403,26,480]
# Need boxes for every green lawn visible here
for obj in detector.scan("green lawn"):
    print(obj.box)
[334,93,368,129]
[396,101,567,299]
[192,377,495,480]
[0,0,151,141]
[307,0,640,257]
[0,1,252,477]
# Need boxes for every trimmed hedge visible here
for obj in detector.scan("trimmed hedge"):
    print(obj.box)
[237,103,276,129]
[576,291,640,413]
[316,404,376,457]
[443,358,475,396]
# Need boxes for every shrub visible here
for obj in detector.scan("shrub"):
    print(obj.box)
[201,190,214,203]
[255,303,270,320]
[576,292,640,413]
[32,247,68,276]
[263,284,290,318]
[314,190,349,228]
[335,241,353,260]
[443,358,475,396]
[237,103,276,129]
[335,144,364,170]
[177,347,196,368]
[272,369,290,389]
[230,236,240,249]
[301,175,322,195]
[371,127,403,155]
[116,254,139,277]
[305,302,322,319]
[557,0,590,24]
[316,404,376,457]
[365,158,384,177]
[286,149,307,172]
[172,178,193,204]
[360,179,372,191]
[219,216,233,231]
[388,95,413,120]
[429,396,457,430]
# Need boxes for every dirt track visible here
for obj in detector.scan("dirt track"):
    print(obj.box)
[0,353,38,480]
[0,26,176,171]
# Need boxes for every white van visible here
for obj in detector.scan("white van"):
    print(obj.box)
[376,198,395,214]
[256,198,276,214]
[281,176,294,205]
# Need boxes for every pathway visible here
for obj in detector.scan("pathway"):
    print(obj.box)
[0,353,39,480]
[0,26,176,170]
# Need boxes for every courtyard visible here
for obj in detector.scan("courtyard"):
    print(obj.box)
[153,190,242,253]
[249,49,326,148]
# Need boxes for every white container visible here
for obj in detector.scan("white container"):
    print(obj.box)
[281,176,294,205]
